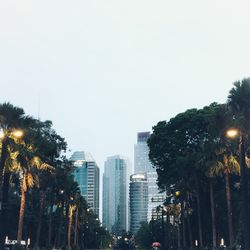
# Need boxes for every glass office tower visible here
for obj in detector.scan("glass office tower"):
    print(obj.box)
[129,173,148,234]
[102,155,128,234]
[134,132,165,222]
[70,151,100,216]
[134,132,154,173]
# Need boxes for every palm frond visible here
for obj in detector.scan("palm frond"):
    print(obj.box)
[208,161,224,177]
[227,155,240,174]
[245,157,250,169]
[26,172,39,188]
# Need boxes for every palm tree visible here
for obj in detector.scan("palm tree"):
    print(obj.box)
[228,78,250,249]
[209,151,240,246]
[34,189,46,250]
[15,144,52,245]
[30,119,67,249]
[0,103,27,184]
[207,176,217,249]
[68,202,76,250]
[66,183,80,250]
[0,103,34,249]
[228,79,250,132]
[74,192,81,248]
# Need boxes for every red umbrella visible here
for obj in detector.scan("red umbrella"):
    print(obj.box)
[152,242,161,247]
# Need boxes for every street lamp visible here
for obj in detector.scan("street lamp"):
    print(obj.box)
[226,128,250,249]
[11,129,24,139]
[226,129,239,138]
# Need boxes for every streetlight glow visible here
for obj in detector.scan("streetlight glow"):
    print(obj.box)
[175,191,181,197]
[226,129,239,138]
[0,130,4,139]
[12,129,24,138]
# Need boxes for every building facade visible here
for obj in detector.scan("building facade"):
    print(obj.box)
[134,132,165,222]
[70,151,100,216]
[102,155,128,234]
[134,132,155,173]
[129,173,148,234]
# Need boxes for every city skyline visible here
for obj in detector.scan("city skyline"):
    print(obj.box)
[1,1,250,248]
[1,1,250,172]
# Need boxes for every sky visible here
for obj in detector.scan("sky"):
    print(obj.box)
[1,0,250,171]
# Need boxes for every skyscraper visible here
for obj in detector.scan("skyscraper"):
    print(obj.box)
[102,155,128,233]
[129,173,148,234]
[134,132,165,222]
[134,132,155,173]
[70,151,100,216]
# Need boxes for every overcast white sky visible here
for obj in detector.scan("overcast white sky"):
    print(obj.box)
[1,0,250,171]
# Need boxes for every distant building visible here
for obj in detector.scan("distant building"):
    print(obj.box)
[129,173,148,234]
[147,172,165,221]
[134,132,154,173]
[70,151,100,216]
[102,155,129,234]
[134,132,165,222]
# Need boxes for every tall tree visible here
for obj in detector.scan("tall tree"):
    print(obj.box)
[209,151,240,246]
[227,78,250,249]
[148,103,230,248]
[0,103,35,249]
[15,142,53,245]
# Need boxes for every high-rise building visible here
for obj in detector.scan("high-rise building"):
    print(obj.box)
[147,172,165,221]
[134,132,165,222]
[102,155,128,233]
[70,151,100,216]
[134,132,154,173]
[129,173,148,234]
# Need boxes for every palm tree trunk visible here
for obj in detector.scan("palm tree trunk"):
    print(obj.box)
[0,138,7,189]
[56,202,64,248]
[48,203,53,248]
[181,202,187,248]
[186,192,193,248]
[177,221,181,250]
[187,214,193,248]
[239,134,250,249]
[17,176,26,245]
[74,206,79,247]
[34,190,45,249]
[195,174,203,247]
[0,138,8,249]
[225,172,234,246]
[209,179,217,249]
[67,205,74,250]
[0,172,10,249]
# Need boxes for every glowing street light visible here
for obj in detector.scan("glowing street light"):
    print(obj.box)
[175,191,181,197]
[11,129,24,139]
[226,129,239,138]
[0,129,4,139]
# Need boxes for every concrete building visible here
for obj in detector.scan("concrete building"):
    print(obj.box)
[102,155,128,234]
[129,173,148,234]
[70,151,100,216]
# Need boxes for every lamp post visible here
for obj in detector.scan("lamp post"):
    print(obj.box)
[227,129,250,249]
